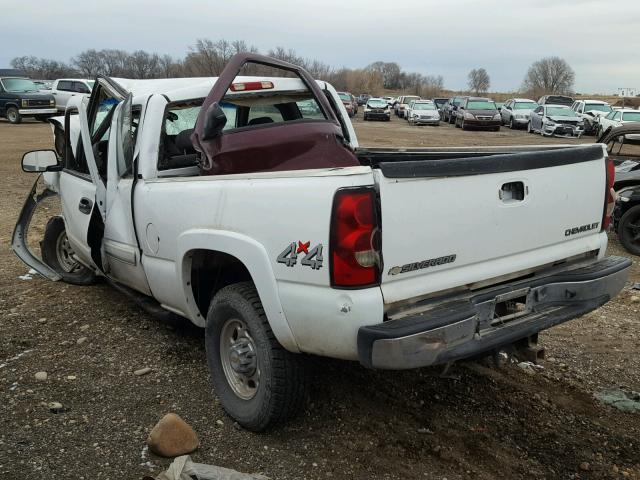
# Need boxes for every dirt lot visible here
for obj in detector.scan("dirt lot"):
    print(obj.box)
[1,115,639,480]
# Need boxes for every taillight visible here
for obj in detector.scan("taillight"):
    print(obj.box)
[602,156,615,231]
[330,188,381,288]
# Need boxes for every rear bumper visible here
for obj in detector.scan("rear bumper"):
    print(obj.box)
[358,256,630,369]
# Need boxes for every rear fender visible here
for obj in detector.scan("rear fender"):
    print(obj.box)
[11,175,62,281]
[177,229,299,352]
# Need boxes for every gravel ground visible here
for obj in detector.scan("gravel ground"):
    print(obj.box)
[0,115,639,479]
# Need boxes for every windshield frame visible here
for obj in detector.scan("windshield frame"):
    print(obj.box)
[514,102,538,110]
[0,77,40,92]
[467,100,497,110]
[584,103,612,113]
[366,99,388,108]
[413,103,437,110]
[545,106,573,117]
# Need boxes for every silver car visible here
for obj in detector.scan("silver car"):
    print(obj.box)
[500,98,537,129]
[407,101,440,125]
[528,104,584,138]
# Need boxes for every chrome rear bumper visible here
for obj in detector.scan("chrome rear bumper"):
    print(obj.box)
[358,256,631,369]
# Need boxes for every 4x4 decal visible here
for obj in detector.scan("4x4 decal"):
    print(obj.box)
[277,241,323,270]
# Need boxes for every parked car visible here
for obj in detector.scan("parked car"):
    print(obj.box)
[395,95,421,118]
[432,98,448,118]
[14,53,629,431]
[614,185,640,255]
[337,91,356,117]
[454,97,501,131]
[0,76,57,124]
[528,104,584,137]
[597,124,640,189]
[603,125,640,255]
[363,97,391,121]
[537,95,574,106]
[50,79,94,112]
[571,100,612,135]
[596,108,640,137]
[495,102,504,111]
[357,94,371,106]
[443,96,468,124]
[500,98,538,129]
[407,100,440,125]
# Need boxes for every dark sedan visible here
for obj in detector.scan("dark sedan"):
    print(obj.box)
[454,97,501,131]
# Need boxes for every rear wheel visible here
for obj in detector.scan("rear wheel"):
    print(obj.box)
[618,205,640,256]
[6,107,21,124]
[41,217,96,285]
[205,282,308,431]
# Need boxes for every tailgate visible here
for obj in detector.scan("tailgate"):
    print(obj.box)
[374,145,608,304]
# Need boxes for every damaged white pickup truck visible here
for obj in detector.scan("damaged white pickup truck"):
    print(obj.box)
[13,53,631,431]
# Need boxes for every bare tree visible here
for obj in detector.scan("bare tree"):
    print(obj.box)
[11,56,77,79]
[467,68,490,95]
[522,56,575,97]
[420,75,444,98]
[12,38,447,93]
[72,49,105,77]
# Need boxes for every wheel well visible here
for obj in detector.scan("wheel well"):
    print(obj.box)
[189,250,253,317]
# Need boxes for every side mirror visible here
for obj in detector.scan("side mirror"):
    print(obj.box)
[21,150,60,173]
[202,102,227,141]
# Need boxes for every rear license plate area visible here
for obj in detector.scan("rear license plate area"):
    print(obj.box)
[491,288,531,326]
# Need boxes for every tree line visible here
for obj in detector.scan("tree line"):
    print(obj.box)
[11,38,575,98]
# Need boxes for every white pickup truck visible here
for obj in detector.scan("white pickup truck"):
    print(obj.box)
[13,53,630,431]
[49,78,94,112]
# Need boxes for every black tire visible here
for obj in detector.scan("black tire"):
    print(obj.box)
[41,217,97,285]
[455,117,461,128]
[205,282,308,431]
[6,106,22,124]
[509,118,515,129]
[461,119,467,130]
[527,121,533,134]
[493,127,500,132]
[617,205,640,256]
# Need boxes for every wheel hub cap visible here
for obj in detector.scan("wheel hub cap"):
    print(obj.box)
[220,319,260,400]
[56,232,82,273]
[228,339,256,375]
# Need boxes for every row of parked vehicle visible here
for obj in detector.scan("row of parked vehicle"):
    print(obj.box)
[351,91,640,139]
[0,73,93,124]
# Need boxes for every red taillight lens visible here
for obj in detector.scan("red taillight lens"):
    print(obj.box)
[330,188,380,288]
[602,156,615,231]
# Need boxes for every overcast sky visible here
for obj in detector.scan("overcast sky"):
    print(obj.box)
[1,0,638,93]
